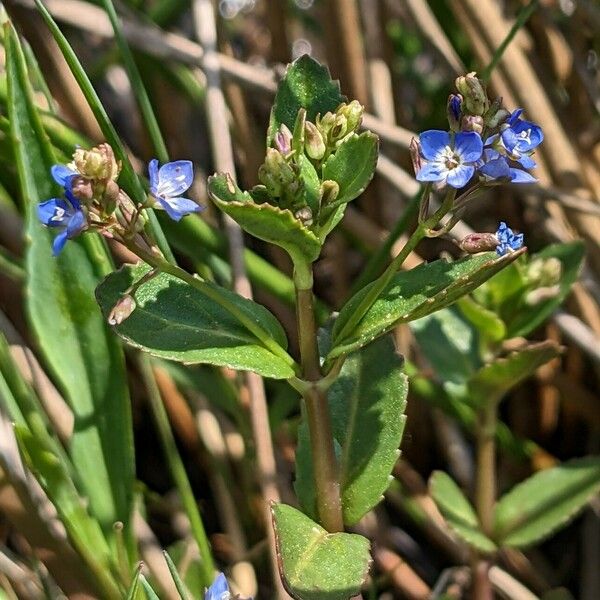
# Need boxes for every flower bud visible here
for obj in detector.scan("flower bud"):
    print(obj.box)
[294,206,313,226]
[73,143,120,181]
[304,121,326,160]
[319,180,340,206]
[461,115,484,134]
[275,124,293,155]
[447,94,463,132]
[258,148,295,197]
[455,72,489,116]
[316,111,336,140]
[458,232,499,254]
[108,294,136,325]
[526,257,562,287]
[484,97,510,128]
[70,176,94,202]
[330,114,348,142]
[336,100,363,133]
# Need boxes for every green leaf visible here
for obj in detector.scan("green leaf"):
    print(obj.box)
[429,471,497,554]
[15,426,121,599]
[329,249,525,361]
[467,341,561,409]
[95,263,295,379]
[321,132,378,209]
[297,153,321,215]
[268,55,344,146]
[410,307,482,386]
[5,22,134,532]
[208,173,321,265]
[494,456,600,548]
[296,336,407,525]
[504,242,585,338]
[271,503,371,600]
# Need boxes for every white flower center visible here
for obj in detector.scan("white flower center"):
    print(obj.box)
[518,128,531,145]
[51,207,66,222]
[440,146,461,171]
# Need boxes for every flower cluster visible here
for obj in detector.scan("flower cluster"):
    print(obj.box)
[411,73,543,190]
[37,144,201,255]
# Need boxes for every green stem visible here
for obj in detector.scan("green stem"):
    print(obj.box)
[473,401,497,600]
[138,355,215,587]
[127,241,298,371]
[294,262,344,532]
[331,188,455,354]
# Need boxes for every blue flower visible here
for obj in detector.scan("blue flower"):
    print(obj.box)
[51,164,78,191]
[416,130,483,189]
[37,190,87,255]
[205,573,230,600]
[478,149,537,184]
[487,109,543,170]
[495,221,524,256]
[148,159,202,221]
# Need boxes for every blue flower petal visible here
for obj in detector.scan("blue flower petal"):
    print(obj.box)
[38,198,70,227]
[507,108,524,126]
[455,131,483,162]
[158,196,202,221]
[447,164,474,188]
[501,128,520,153]
[157,160,194,197]
[66,209,87,238]
[205,573,229,600]
[495,222,524,255]
[419,130,450,160]
[148,159,160,193]
[52,229,69,256]
[516,154,536,169]
[479,157,511,180]
[416,161,446,183]
[511,120,543,151]
[51,164,77,188]
[509,168,537,184]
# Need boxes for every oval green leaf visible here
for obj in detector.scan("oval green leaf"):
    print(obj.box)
[494,456,600,548]
[208,173,321,265]
[429,471,497,554]
[271,503,371,600]
[329,249,526,361]
[321,132,378,209]
[95,263,295,379]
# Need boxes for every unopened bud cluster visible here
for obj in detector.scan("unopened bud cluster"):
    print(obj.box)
[70,144,123,216]
[257,101,363,228]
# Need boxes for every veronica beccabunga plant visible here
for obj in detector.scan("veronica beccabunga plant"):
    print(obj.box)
[35,58,600,600]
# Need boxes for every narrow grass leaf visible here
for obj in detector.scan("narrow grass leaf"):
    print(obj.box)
[5,22,134,532]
